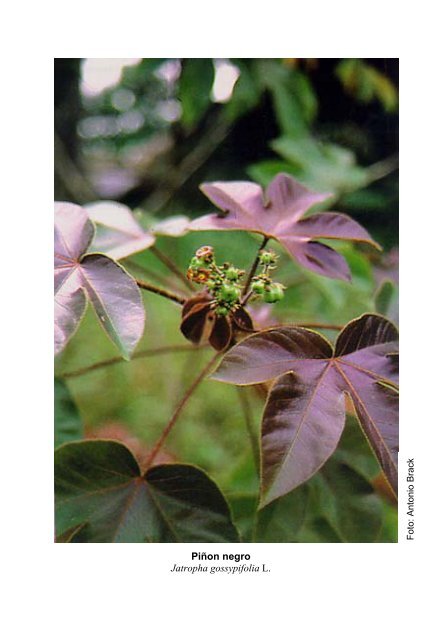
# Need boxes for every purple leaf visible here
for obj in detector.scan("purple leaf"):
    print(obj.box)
[54,283,87,355]
[151,215,190,237]
[79,254,145,359]
[212,313,398,505]
[281,239,352,281]
[85,201,155,259]
[262,370,346,506]
[86,202,190,259]
[188,173,379,281]
[55,202,95,264]
[54,202,145,358]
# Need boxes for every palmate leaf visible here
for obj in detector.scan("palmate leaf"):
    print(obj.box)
[54,202,145,359]
[256,415,389,543]
[187,173,380,281]
[55,440,239,543]
[85,201,190,260]
[212,314,398,506]
[85,201,155,259]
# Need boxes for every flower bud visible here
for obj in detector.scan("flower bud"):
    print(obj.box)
[219,283,240,302]
[259,250,277,266]
[195,245,214,261]
[225,267,240,281]
[251,280,265,294]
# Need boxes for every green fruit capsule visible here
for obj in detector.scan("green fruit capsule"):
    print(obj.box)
[272,283,285,301]
[219,283,240,302]
[263,289,277,303]
[251,280,265,294]
[264,283,284,303]
[225,267,240,281]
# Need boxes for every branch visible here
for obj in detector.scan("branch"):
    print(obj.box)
[61,345,205,378]
[241,236,269,298]
[150,245,196,292]
[365,154,399,184]
[145,351,221,468]
[135,278,186,305]
[124,259,188,294]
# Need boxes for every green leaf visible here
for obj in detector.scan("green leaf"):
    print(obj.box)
[257,60,316,136]
[54,379,83,448]
[255,485,309,542]
[251,418,387,543]
[375,280,398,318]
[271,136,369,195]
[55,440,239,543]
[56,523,87,542]
[179,59,215,128]
[297,458,384,542]
[225,59,263,122]
[247,160,297,186]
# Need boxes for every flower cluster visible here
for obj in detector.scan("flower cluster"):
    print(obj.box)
[187,246,245,316]
[250,250,286,303]
[187,246,286,315]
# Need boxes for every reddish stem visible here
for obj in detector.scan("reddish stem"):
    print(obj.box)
[150,245,196,292]
[135,278,186,305]
[241,236,269,297]
[61,345,205,379]
[145,352,221,468]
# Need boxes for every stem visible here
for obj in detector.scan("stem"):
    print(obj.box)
[61,345,205,379]
[150,245,196,292]
[135,278,186,305]
[125,259,187,294]
[237,388,260,474]
[145,352,221,468]
[365,154,399,184]
[242,236,269,297]
[241,290,254,307]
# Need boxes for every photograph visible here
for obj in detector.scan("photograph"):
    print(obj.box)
[54,58,399,543]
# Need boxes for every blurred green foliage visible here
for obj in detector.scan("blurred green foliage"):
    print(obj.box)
[55,58,398,542]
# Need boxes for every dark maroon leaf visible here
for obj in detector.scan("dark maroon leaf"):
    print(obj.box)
[209,315,232,351]
[212,313,398,505]
[182,291,212,317]
[54,202,145,358]
[188,173,380,281]
[55,440,239,542]
[180,300,213,344]
[180,292,253,352]
[232,307,255,333]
